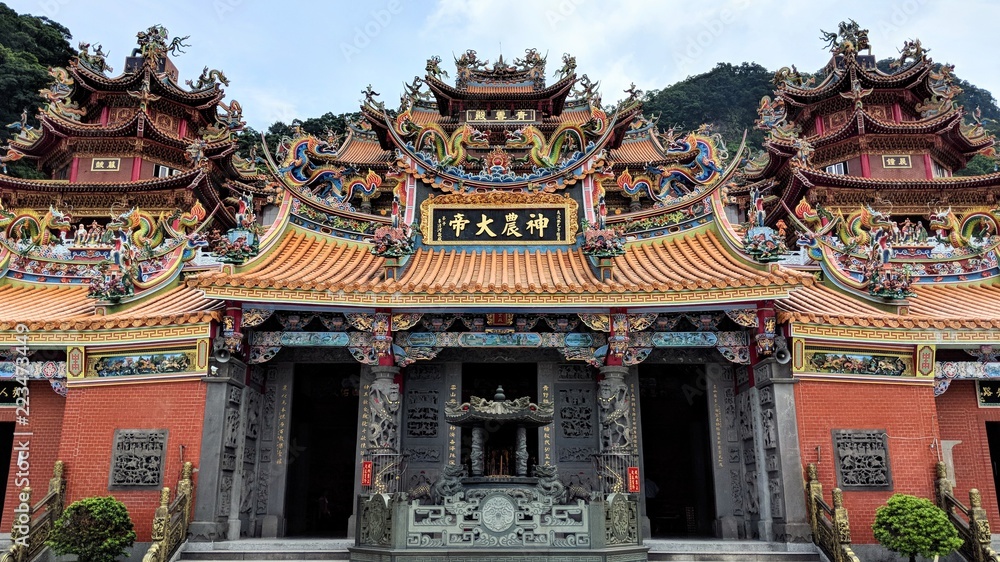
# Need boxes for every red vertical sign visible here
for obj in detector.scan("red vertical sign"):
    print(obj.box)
[361,460,373,487]
[627,466,640,493]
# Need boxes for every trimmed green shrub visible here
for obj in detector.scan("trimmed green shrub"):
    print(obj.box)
[872,493,963,562]
[46,496,136,562]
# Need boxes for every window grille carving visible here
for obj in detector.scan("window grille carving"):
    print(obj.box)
[832,429,892,490]
[110,429,167,489]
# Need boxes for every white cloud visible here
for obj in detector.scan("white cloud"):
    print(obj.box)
[5,0,1000,127]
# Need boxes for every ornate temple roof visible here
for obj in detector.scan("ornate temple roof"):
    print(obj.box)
[189,226,807,307]
[3,23,1000,362]
[0,284,220,332]
[777,281,1000,331]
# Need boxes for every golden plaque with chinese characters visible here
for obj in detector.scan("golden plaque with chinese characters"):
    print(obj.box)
[420,192,579,245]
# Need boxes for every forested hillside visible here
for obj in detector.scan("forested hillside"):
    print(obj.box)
[2,2,998,177]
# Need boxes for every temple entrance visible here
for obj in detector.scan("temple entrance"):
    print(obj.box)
[285,364,360,537]
[639,364,716,537]
[987,422,1000,517]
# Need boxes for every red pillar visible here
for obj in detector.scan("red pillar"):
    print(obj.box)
[178,119,187,139]
[814,115,825,135]
[605,308,628,367]
[924,154,935,179]
[892,102,903,123]
[130,157,142,181]
[861,154,871,178]
[99,106,109,126]
[69,157,79,182]
[375,308,395,366]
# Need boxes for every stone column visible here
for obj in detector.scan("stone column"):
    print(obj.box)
[706,363,741,539]
[597,365,631,452]
[755,358,810,542]
[190,358,246,541]
[471,426,485,476]
[516,425,527,476]
[228,384,250,539]
[368,365,402,452]
[260,362,293,538]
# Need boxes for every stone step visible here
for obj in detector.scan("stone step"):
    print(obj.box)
[648,553,821,561]
[179,539,820,562]
[181,553,349,561]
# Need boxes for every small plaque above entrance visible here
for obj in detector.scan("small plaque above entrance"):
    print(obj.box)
[881,154,912,169]
[465,109,536,123]
[420,192,578,245]
[977,380,1000,407]
[90,157,121,171]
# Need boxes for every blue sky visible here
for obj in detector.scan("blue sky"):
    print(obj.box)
[9,0,1000,130]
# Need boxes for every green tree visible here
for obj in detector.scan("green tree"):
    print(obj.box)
[0,2,74,179]
[46,496,136,562]
[642,62,774,153]
[872,493,963,562]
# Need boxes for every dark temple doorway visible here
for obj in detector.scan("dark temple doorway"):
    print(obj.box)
[986,422,1000,517]
[285,364,360,537]
[0,422,13,515]
[639,364,716,537]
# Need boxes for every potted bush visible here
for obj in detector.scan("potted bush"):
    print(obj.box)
[47,496,136,562]
[872,493,962,562]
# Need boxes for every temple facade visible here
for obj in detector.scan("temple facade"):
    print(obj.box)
[1,20,1000,562]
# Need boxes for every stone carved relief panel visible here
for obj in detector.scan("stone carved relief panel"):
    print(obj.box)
[401,364,447,487]
[833,429,892,490]
[716,367,744,518]
[553,366,598,484]
[262,370,277,442]
[403,446,442,463]
[557,364,592,381]
[109,429,167,489]
[737,391,760,518]
[224,406,240,449]
[218,474,233,517]
[246,390,262,440]
[558,388,593,439]
[557,446,596,463]
[405,390,439,438]
[255,465,270,516]
[240,468,256,514]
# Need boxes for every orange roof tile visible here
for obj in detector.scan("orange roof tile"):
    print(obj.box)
[336,135,394,164]
[191,228,806,304]
[549,107,593,125]
[465,83,537,94]
[410,107,443,126]
[609,137,663,163]
[0,285,221,331]
[777,282,1000,330]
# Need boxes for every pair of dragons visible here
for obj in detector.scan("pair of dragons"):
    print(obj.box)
[796,198,999,249]
[106,202,207,253]
[409,122,585,170]
[393,101,608,171]
[0,202,205,251]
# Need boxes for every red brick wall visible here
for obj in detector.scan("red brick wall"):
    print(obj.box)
[0,381,66,532]
[936,380,1000,528]
[794,379,941,543]
[56,380,206,540]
